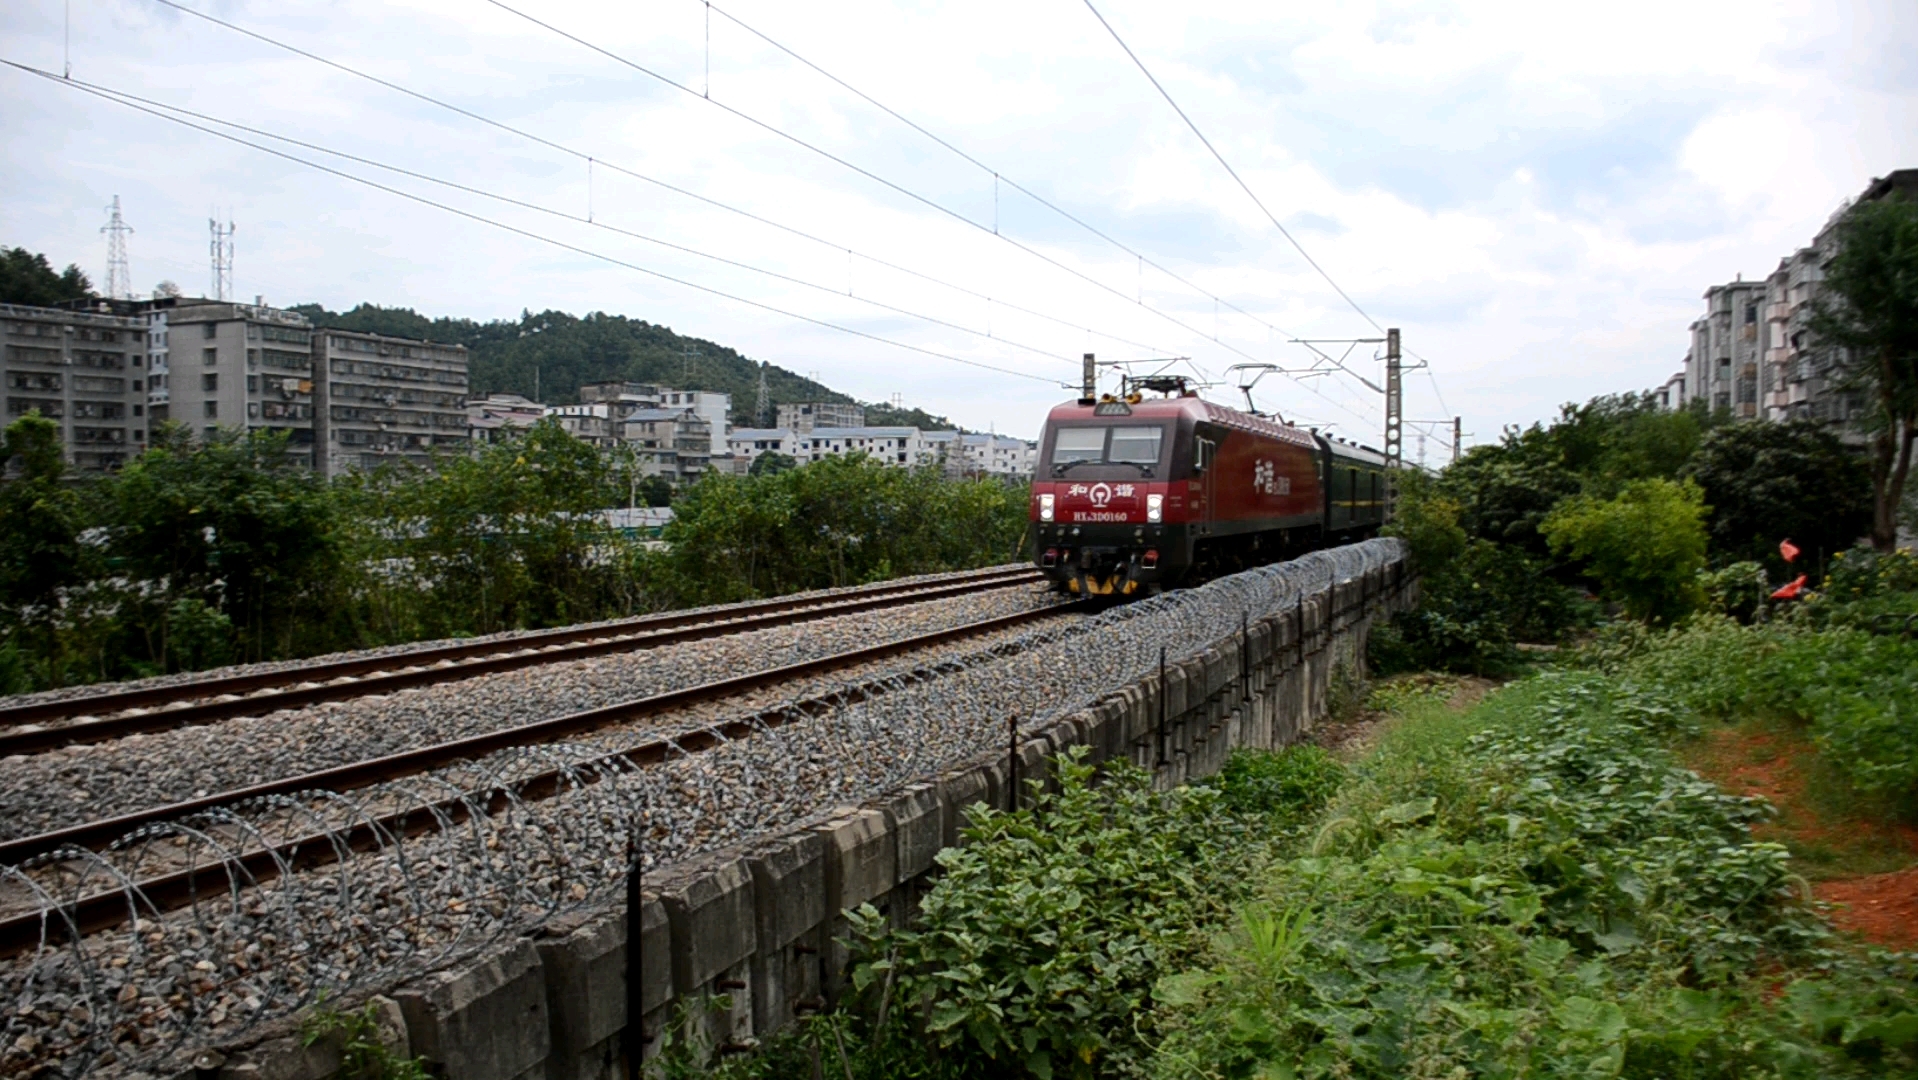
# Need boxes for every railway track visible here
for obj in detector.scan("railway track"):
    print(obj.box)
[0,595,1086,957]
[0,564,1042,755]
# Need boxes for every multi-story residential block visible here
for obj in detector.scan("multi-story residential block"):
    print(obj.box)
[1686,278,1768,419]
[313,329,469,476]
[467,392,546,442]
[726,427,798,470]
[1655,371,1688,411]
[776,401,864,433]
[1,302,150,471]
[797,425,935,466]
[620,407,713,481]
[958,432,1036,476]
[546,403,619,446]
[726,424,1035,477]
[1680,168,1917,428]
[158,300,319,467]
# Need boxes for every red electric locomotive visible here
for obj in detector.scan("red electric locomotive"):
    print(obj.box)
[1031,377,1387,596]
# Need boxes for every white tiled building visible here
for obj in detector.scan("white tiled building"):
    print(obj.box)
[725,424,1034,476]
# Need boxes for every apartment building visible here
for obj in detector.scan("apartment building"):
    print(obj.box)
[467,392,546,442]
[776,401,864,434]
[158,300,319,468]
[1,302,150,471]
[726,424,1035,477]
[314,329,469,476]
[958,432,1036,476]
[621,408,713,482]
[1686,278,1768,418]
[579,381,730,456]
[1675,168,1917,427]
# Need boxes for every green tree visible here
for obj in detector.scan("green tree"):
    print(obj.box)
[0,415,90,689]
[1685,419,1871,569]
[658,454,1025,605]
[102,425,343,665]
[1809,195,1918,551]
[1542,478,1709,623]
[374,418,644,635]
[0,246,92,306]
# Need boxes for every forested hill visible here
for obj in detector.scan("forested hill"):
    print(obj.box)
[288,303,955,429]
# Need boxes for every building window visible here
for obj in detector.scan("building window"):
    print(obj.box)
[204,400,219,418]
[204,347,218,366]
[203,323,217,339]
[247,375,258,393]
[248,403,260,418]
[132,379,142,392]
[133,404,143,416]
[202,373,219,392]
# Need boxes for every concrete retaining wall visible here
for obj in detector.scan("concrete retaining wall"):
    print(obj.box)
[204,556,1413,1080]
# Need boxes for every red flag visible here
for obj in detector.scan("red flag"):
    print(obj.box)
[1780,539,1801,563]
[1771,574,1807,600]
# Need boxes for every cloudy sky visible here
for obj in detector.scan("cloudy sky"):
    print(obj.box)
[4,0,1915,449]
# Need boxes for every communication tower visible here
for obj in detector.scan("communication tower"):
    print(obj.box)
[755,362,770,427]
[209,216,235,301]
[101,196,133,300]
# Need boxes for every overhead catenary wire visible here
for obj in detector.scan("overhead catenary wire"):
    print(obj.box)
[132,0,1381,428]
[139,0,1170,363]
[697,0,1401,424]
[29,68,1086,372]
[1079,0,1455,413]
[477,0,1380,427]
[699,2,1310,354]
[0,59,1060,386]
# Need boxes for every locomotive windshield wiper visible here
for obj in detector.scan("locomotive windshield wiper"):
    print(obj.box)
[1051,458,1096,476]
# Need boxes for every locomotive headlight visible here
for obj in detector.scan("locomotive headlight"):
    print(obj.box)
[1146,493,1164,523]
[1038,493,1055,522]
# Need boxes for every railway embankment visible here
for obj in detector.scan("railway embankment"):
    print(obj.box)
[88,539,1411,1080]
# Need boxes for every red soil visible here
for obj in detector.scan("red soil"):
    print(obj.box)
[1690,727,1918,951]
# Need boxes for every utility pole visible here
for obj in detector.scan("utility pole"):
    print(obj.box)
[209,216,235,302]
[1384,329,1402,521]
[1081,353,1096,403]
[1452,416,1461,464]
[101,196,133,301]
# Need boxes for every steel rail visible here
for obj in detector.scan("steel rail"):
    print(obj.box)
[0,601,1085,956]
[0,566,1041,755]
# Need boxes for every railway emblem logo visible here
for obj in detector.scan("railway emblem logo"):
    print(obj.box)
[1253,460,1290,495]
[1088,482,1113,508]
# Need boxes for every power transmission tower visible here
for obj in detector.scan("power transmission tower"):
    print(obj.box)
[101,196,133,300]
[755,362,770,427]
[209,216,235,301]
[682,343,701,384]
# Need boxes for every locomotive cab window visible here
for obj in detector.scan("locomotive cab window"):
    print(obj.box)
[1049,424,1165,475]
[1051,427,1107,465]
[1109,426,1163,465]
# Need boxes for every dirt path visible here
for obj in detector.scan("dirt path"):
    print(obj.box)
[1307,675,1495,760]
[1684,725,1918,951]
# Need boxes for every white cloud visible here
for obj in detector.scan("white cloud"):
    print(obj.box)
[1,0,1913,444]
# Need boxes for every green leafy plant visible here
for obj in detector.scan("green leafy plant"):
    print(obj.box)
[1543,478,1709,623]
[1146,675,1915,1079]
[299,1001,429,1080]
[847,748,1265,1079]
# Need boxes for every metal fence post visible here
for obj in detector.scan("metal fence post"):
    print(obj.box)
[1007,714,1020,813]
[1157,645,1168,767]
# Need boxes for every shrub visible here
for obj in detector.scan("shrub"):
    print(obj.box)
[1145,676,1914,1080]
[847,748,1264,1079]
[1543,478,1709,623]
[1211,747,1346,822]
